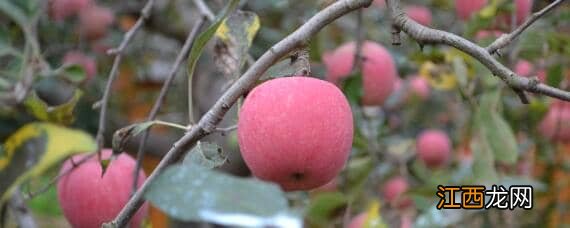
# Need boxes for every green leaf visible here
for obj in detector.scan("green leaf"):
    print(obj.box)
[476,90,518,164]
[183,141,227,169]
[214,10,260,77]
[306,192,347,227]
[470,135,498,184]
[546,64,563,88]
[0,122,96,203]
[345,156,374,198]
[59,64,87,84]
[187,0,239,122]
[24,89,83,125]
[145,164,300,227]
[341,73,363,105]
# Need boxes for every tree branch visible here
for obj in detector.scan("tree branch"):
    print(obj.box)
[132,16,207,195]
[95,0,155,150]
[487,0,565,54]
[386,0,570,102]
[103,0,373,227]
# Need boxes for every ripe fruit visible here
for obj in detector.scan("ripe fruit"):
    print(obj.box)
[495,0,534,28]
[515,60,533,77]
[63,51,97,81]
[79,5,114,40]
[409,76,430,100]
[311,178,338,193]
[57,149,148,228]
[322,41,398,106]
[382,176,412,208]
[455,0,487,21]
[238,76,353,191]
[416,129,451,168]
[539,101,570,142]
[474,30,503,42]
[49,0,92,21]
[348,213,367,228]
[405,5,432,26]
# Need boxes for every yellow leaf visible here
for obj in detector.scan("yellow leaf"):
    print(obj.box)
[0,122,96,203]
[419,61,457,90]
[363,200,388,228]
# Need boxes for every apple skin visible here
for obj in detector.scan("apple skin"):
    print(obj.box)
[455,0,487,21]
[495,0,534,28]
[416,129,451,168]
[238,76,353,191]
[79,5,115,40]
[382,176,413,208]
[322,41,398,106]
[49,0,92,21]
[405,5,432,26]
[57,149,148,228]
[515,60,533,77]
[409,76,430,100]
[347,213,367,228]
[539,101,570,142]
[63,51,97,81]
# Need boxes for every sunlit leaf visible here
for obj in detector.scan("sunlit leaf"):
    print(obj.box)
[0,122,96,203]
[214,10,260,77]
[419,61,457,90]
[145,164,301,227]
[183,141,227,169]
[59,64,87,84]
[24,89,83,125]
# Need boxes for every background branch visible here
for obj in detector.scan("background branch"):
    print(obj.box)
[95,0,155,150]
[103,0,374,227]
[487,0,565,54]
[386,0,570,101]
[8,188,37,228]
[132,17,207,195]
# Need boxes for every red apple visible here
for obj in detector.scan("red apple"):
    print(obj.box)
[409,76,430,100]
[474,30,504,42]
[347,213,367,228]
[79,5,114,41]
[238,76,354,191]
[539,101,570,142]
[57,149,148,228]
[382,176,412,208]
[455,0,487,21]
[515,60,533,77]
[49,0,92,21]
[311,178,338,193]
[405,5,432,26]
[416,129,451,168]
[63,51,97,81]
[322,41,398,106]
[496,0,534,28]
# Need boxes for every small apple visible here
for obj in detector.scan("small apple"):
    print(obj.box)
[347,213,367,228]
[409,76,430,100]
[405,5,432,26]
[79,5,115,41]
[57,149,148,228]
[322,41,398,106]
[539,100,570,142]
[382,176,413,208]
[416,129,451,168]
[49,0,92,21]
[455,0,487,21]
[238,76,354,191]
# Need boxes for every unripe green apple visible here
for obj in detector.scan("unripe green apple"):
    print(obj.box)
[322,41,398,106]
[57,149,148,228]
[238,76,353,191]
[416,129,451,168]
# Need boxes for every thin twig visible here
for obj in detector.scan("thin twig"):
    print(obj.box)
[352,9,365,73]
[487,0,565,54]
[193,0,216,21]
[386,0,570,102]
[95,0,155,150]
[132,17,207,195]
[103,1,374,227]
